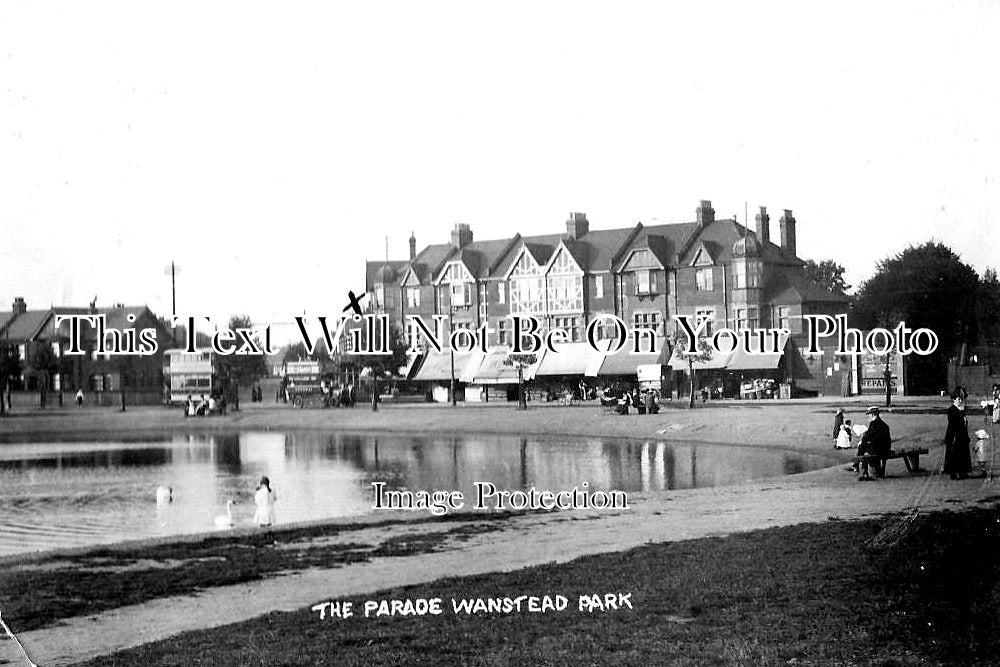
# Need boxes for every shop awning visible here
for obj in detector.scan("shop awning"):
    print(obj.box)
[666,346,733,371]
[413,351,478,382]
[461,349,539,385]
[666,331,791,371]
[588,337,671,377]
[535,342,600,377]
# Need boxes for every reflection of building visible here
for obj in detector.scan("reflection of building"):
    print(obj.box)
[0,297,171,401]
[364,201,848,396]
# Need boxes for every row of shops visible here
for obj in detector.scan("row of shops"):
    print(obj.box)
[407,336,908,403]
[408,337,790,403]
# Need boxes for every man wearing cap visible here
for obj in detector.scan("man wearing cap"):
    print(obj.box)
[857,406,892,481]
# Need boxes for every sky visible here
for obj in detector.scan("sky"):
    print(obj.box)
[2,1,998,337]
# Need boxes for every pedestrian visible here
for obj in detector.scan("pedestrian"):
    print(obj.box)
[943,387,972,480]
[253,476,277,527]
[992,384,1000,424]
[857,406,891,481]
[832,408,845,445]
[75,388,84,408]
[973,429,990,478]
[835,419,854,450]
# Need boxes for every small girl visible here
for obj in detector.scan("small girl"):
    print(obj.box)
[253,476,277,527]
[835,419,854,450]
[973,429,990,477]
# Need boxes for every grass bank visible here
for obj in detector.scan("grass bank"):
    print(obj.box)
[70,505,1000,667]
[1,514,512,633]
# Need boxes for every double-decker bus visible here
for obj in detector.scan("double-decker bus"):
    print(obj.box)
[163,349,217,404]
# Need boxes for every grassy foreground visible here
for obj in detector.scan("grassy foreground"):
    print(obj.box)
[1,515,509,633]
[70,505,1000,667]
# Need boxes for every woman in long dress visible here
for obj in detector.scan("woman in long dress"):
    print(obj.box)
[943,388,972,480]
[253,476,277,526]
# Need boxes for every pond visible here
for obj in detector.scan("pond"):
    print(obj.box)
[0,432,837,556]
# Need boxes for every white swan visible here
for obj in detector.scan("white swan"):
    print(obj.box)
[214,500,235,528]
[156,486,173,504]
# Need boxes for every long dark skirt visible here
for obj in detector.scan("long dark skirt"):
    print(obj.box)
[943,439,972,475]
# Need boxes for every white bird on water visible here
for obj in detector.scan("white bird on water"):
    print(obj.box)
[214,500,235,528]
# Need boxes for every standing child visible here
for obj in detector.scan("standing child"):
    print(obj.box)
[973,429,990,477]
[835,419,854,449]
[253,476,277,527]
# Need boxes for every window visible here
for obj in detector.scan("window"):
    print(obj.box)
[635,271,656,295]
[593,274,604,299]
[479,283,487,320]
[633,312,661,335]
[735,307,758,330]
[696,268,713,291]
[732,259,760,289]
[777,306,790,330]
[552,316,580,342]
[406,287,420,309]
[695,308,715,335]
[497,320,508,346]
[373,284,385,309]
[450,282,472,307]
[498,282,506,304]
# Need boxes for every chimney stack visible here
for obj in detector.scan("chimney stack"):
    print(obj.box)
[451,223,473,249]
[696,200,715,227]
[779,209,797,257]
[12,297,26,315]
[565,212,589,239]
[409,232,417,261]
[755,206,770,244]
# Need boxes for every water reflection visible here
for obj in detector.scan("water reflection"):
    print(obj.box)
[0,432,835,556]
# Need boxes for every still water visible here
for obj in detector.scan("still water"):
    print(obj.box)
[0,432,835,556]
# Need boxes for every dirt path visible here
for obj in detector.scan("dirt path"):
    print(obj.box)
[16,455,998,667]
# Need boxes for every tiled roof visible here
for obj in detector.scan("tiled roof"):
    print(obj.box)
[379,215,809,288]
[1,310,52,341]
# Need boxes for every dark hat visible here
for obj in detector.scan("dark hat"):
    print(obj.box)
[866,406,880,415]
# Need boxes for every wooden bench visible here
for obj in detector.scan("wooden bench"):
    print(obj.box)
[851,447,930,474]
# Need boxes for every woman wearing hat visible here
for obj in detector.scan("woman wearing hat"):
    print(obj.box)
[943,387,972,480]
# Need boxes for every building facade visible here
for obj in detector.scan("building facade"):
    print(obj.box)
[365,201,848,358]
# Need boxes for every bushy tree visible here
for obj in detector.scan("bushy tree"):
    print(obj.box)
[215,315,269,386]
[852,242,979,394]
[804,259,851,296]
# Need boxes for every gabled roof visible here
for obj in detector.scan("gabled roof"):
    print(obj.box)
[2,310,54,341]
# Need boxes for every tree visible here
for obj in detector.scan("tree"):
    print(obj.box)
[215,315,269,386]
[0,347,22,416]
[32,344,60,409]
[673,336,715,408]
[976,267,1000,349]
[213,315,269,410]
[803,259,851,297]
[852,242,980,394]
[504,353,537,410]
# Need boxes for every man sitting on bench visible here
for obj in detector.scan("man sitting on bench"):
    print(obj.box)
[858,406,892,481]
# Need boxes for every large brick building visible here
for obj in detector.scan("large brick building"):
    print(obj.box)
[364,200,849,397]
[368,201,845,342]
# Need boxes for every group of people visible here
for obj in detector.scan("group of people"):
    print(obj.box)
[184,393,226,417]
[613,388,660,415]
[249,385,265,403]
[833,384,990,482]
